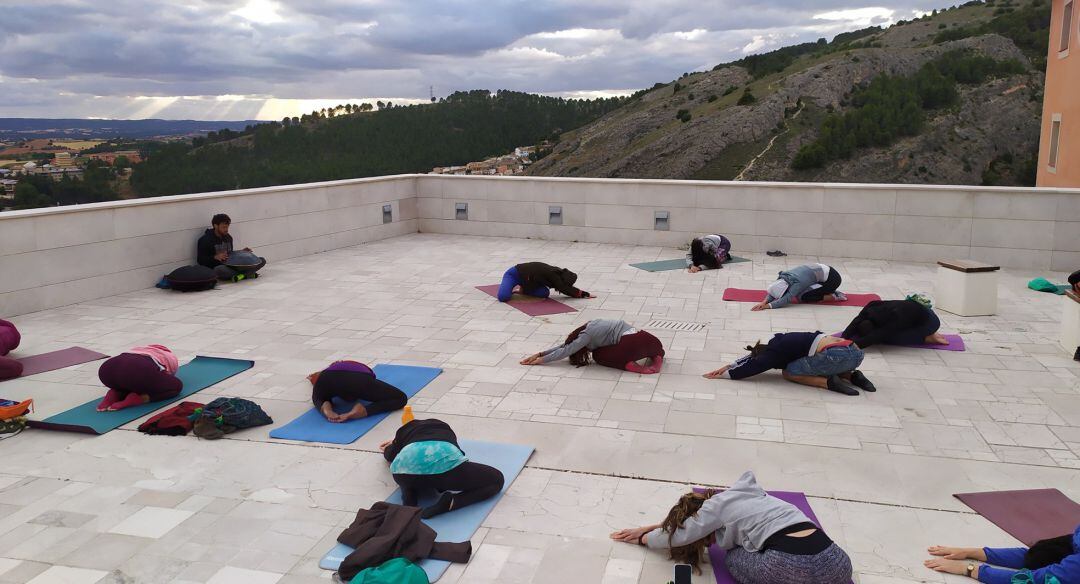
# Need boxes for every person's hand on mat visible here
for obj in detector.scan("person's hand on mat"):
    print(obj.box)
[924,557,978,577]
[378,439,393,452]
[703,365,730,379]
[927,546,985,561]
[688,266,701,273]
[751,301,770,311]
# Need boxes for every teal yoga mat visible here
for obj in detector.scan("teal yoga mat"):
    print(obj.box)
[28,356,253,435]
[630,256,749,272]
[319,440,534,582]
[269,364,443,444]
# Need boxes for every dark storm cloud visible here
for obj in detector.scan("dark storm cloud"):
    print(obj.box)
[0,0,943,119]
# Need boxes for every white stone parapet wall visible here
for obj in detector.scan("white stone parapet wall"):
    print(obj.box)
[418,175,1080,272]
[0,175,418,316]
[3,173,1080,316]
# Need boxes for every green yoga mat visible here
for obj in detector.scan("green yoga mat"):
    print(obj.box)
[630,256,750,272]
[28,356,254,435]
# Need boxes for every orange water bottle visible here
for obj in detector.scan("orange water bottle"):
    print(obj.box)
[401,405,414,425]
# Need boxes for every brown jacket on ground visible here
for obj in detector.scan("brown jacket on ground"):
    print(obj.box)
[337,502,472,581]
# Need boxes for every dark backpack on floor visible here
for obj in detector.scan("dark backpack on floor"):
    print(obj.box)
[165,265,217,292]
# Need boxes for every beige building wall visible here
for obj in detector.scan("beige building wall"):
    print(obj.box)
[1038,0,1080,187]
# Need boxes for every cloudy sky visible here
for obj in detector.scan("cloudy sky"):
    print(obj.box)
[1,0,944,120]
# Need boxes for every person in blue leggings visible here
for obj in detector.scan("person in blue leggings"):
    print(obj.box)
[925,524,1080,583]
[497,262,594,302]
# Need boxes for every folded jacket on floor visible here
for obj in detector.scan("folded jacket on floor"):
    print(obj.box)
[337,502,471,581]
[137,401,205,436]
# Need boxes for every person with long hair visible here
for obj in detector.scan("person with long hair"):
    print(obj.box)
[611,471,852,583]
[841,294,949,348]
[96,345,183,411]
[752,264,846,311]
[308,360,408,423]
[924,524,1080,582]
[686,235,732,273]
[520,319,664,373]
[703,331,874,396]
[378,417,504,519]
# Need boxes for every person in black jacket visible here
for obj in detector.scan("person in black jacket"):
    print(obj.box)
[1071,270,1080,294]
[496,262,594,302]
[841,295,948,348]
[379,418,504,519]
[196,214,266,281]
[703,331,875,396]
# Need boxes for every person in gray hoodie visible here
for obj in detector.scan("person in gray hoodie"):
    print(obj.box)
[520,319,665,373]
[752,263,846,311]
[686,234,732,273]
[611,471,852,583]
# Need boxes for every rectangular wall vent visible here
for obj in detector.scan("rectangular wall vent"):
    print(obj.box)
[654,210,670,231]
[646,319,706,332]
[549,205,563,225]
[382,204,393,224]
[455,202,468,220]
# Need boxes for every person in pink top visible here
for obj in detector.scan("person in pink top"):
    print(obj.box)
[0,320,22,381]
[96,345,183,411]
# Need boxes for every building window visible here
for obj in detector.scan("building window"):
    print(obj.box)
[1062,1,1074,54]
[1048,115,1062,173]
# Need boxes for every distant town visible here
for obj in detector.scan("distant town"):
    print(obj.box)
[0,138,144,204]
[430,143,550,176]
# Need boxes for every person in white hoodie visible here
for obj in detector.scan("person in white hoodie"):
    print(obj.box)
[611,471,852,583]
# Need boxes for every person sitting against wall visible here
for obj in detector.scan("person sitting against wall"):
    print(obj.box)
[520,319,664,373]
[924,524,1080,583]
[841,294,949,348]
[379,417,504,519]
[96,345,182,411]
[196,213,266,282]
[611,470,853,584]
[686,234,732,273]
[0,320,23,381]
[308,361,408,423]
[497,261,594,302]
[752,264,846,311]
[703,331,874,396]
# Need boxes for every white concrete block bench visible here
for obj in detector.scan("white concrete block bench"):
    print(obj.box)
[1062,291,1080,355]
[935,259,1000,317]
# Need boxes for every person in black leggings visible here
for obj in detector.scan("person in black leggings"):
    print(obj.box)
[379,418,505,519]
[309,361,407,423]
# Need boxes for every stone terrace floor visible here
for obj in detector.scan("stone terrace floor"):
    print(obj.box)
[1,233,1079,584]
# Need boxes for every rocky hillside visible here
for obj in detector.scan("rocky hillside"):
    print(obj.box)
[528,0,1048,186]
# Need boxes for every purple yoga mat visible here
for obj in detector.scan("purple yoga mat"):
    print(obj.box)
[692,488,851,584]
[829,332,966,352]
[476,285,577,316]
[955,489,1080,547]
[12,347,109,378]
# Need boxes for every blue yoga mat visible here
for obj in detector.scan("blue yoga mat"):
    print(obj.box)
[319,440,534,582]
[630,256,749,272]
[269,364,443,444]
[28,356,254,435]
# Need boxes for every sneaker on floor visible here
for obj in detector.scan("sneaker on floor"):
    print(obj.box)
[231,273,246,283]
[832,291,848,302]
[826,375,859,396]
[766,250,787,257]
[849,370,876,392]
[246,272,259,279]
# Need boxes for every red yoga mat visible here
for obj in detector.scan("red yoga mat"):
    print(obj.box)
[10,347,109,378]
[476,285,577,316]
[955,489,1080,546]
[693,488,852,584]
[723,288,881,307]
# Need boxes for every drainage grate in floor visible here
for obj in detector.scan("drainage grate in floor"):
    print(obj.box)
[646,319,707,332]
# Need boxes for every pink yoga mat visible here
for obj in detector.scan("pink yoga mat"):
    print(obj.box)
[10,347,109,378]
[723,288,881,307]
[476,285,577,316]
[829,332,966,352]
[955,489,1080,546]
[692,488,852,584]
